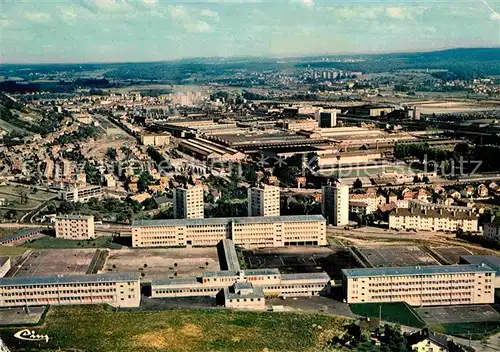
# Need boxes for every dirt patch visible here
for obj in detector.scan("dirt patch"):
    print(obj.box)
[132,324,202,350]
[180,323,202,337]
[132,329,172,349]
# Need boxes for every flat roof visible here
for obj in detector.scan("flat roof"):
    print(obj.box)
[280,272,330,281]
[342,264,494,278]
[0,273,139,286]
[460,255,500,274]
[132,215,325,227]
[152,277,200,287]
[56,214,93,220]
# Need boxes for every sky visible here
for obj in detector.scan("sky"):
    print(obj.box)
[0,0,499,64]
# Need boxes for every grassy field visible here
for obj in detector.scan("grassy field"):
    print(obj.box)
[23,236,124,249]
[349,302,426,328]
[0,305,350,352]
[0,246,27,257]
[432,322,500,340]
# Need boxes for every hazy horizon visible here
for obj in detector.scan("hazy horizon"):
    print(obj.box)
[1,0,499,64]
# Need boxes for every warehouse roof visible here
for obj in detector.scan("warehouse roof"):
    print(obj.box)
[342,264,494,278]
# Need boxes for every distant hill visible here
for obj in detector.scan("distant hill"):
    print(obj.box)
[296,47,500,79]
[1,47,499,83]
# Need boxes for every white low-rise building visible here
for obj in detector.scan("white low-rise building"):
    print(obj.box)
[389,207,478,232]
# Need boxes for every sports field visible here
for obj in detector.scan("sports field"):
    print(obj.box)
[0,305,350,352]
[357,246,439,268]
[349,302,426,328]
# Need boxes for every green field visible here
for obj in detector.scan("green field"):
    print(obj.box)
[432,322,500,340]
[23,236,124,249]
[349,302,426,328]
[0,305,350,352]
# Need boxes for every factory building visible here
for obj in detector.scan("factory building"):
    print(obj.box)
[55,214,95,240]
[0,273,141,308]
[248,184,281,217]
[342,265,495,306]
[140,132,171,146]
[131,215,327,248]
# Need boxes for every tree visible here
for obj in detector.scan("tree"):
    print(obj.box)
[5,209,17,220]
[380,324,410,352]
[353,178,363,189]
[106,147,117,160]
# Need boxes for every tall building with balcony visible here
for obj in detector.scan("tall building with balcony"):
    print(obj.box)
[55,214,95,240]
[322,180,349,226]
[173,184,204,219]
[248,184,280,217]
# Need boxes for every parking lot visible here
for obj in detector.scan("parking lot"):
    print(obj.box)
[11,249,97,277]
[357,246,440,268]
[416,305,500,325]
[103,248,220,279]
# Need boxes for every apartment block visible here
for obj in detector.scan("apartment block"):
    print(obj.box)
[389,208,478,232]
[483,218,500,245]
[173,185,204,219]
[55,215,95,240]
[322,181,349,226]
[59,185,103,202]
[342,265,495,306]
[131,215,327,248]
[248,184,280,217]
[0,273,141,308]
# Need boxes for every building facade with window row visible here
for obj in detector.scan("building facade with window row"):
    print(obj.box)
[131,215,327,248]
[0,273,140,308]
[342,265,495,306]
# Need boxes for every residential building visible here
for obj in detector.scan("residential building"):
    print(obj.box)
[248,184,280,217]
[407,329,453,352]
[389,208,478,232]
[173,184,204,219]
[59,185,102,202]
[484,218,500,245]
[55,215,95,240]
[349,192,385,214]
[322,180,349,226]
[342,264,495,306]
[349,201,369,216]
[0,273,141,308]
[103,174,116,188]
[131,215,327,248]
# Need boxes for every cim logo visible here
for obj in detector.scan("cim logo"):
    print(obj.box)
[14,329,49,343]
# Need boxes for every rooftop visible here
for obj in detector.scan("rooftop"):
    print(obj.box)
[0,228,43,243]
[460,255,500,275]
[56,214,93,220]
[132,215,326,227]
[342,264,494,278]
[280,272,330,281]
[0,273,139,286]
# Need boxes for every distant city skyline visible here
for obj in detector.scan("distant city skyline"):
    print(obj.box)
[1,0,499,64]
